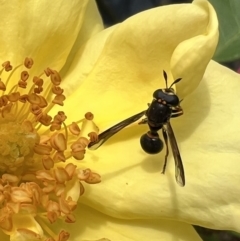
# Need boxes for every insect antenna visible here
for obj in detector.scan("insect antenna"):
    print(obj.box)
[163,70,168,88]
[169,77,182,89]
[163,70,182,90]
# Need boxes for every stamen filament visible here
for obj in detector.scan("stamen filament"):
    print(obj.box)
[71,118,85,125]
[17,103,31,122]
[0,67,5,76]
[61,122,67,140]
[3,64,23,95]
[8,84,18,94]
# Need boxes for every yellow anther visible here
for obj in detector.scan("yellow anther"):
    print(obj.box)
[76,169,91,181]
[69,122,80,135]
[52,94,66,106]
[21,71,29,81]
[34,144,52,155]
[59,195,71,214]
[11,188,32,203]
[0,213,12,231]
[85,112,94,120]
[42,155,54,170]
[33,76,43,86]
[18,80,27,88]
[50,70,61,86]
[21,120,35,132]
[64,163,77,178]
[78,137,89,146]
[1,103,12,117]
[35,170,55,181]
[0,79,6,91]
[52,85,64,95]
[53,151,66,163]
[50,122,61,131]
[27,93,42,105]
[39,113,52,126]
[7,92,20,102]
[53,111,67,123]
[44,67,54,77]
[65,214,76,223]
[34,86,43,94]
[88,132,98,142]
[54,167,70,183]
[38,95,47,108]
[2,61,12,71]
[30,104,42,115]
[0,95,8,106]
[24,57,34,69]
[18,94,28,103]
[2,174,19,184]
[50,133,67,152]
[58,230,70,241]
[85,172,101,184]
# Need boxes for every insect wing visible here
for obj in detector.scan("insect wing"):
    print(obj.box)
[165,122,185,186]
[88,110,146,150]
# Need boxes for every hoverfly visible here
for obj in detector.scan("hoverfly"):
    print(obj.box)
[88,71,185,186]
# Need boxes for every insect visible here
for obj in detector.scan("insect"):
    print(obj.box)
[88,71,185,186]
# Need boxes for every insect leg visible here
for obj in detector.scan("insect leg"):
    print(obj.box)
[171,106,183,118]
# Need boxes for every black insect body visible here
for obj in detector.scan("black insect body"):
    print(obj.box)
[88,71,185,186]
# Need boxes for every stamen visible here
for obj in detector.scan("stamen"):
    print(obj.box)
[21,70,29,81]
[0,58,101,240]
[50,70,61,86]
[24,57,34,69]
[3,62,24,94]
[2,61,13,71]
[69,122,81,135]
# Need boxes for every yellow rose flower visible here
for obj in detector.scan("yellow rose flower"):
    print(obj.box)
[0,0,239,240]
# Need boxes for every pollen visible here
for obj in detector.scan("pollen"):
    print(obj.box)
[0,58,101,240]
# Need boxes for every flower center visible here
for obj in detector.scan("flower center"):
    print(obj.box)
[0,58,101,241]
[0,121,39,174]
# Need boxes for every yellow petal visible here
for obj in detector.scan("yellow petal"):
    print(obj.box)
[78,61,240,232]
[0,0,103,72]
[172,0,219,98]
[66,205,203,241]
[0,206,203,241]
